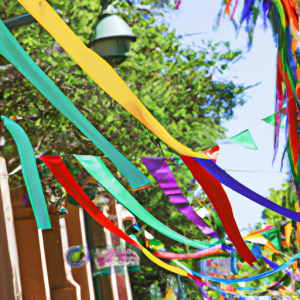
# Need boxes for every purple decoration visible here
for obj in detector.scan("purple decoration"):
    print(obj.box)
[141,157,217,237]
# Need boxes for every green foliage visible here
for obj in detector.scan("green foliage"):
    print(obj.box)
[0,0,247,298]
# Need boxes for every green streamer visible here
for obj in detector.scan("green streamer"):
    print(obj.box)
[74,154,220,249]
[0,19,152,191]
[2,116,51,229]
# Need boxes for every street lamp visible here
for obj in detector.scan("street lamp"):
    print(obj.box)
[89,14,136,63]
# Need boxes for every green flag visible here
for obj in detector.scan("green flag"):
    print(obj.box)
[262,112,286,129]
[228,129,258,150]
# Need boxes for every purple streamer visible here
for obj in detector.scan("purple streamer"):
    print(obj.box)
[262,256,300,281]
[194,158,300,222]
[141,157,217,237]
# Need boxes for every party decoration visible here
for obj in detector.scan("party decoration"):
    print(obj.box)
[1,0,279,266]
[74,154,219,249]
[244,233,279,254]
[65,245,89,268]
[1,116,51,229]
[0,19,152,191]
[162,288,177,300]
[284,222,293,247]
[201,145,220,163]
[180,155,257,266]
[263,111,286,129]
[216,129,258,150]
[193,157,300,221]
[260,227,282,251]
[154,245,225,260]
[141,157,217,237]
[37,156,189,277]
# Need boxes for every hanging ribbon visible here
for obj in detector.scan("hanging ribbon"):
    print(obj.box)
[141,157,217,237]
[180,155,257,266]
[37,155,193,277]
[154,245,225,259]
[2,116,51,229]
[284,222,293,247]
[0,19,152,191]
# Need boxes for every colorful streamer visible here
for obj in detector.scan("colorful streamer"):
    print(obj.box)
[194,157,300,221]
[141,157,217,237]
[180,155,257,266]
[154,245,224,259]
[2,116,51,229]
[74,155,219,249]
[0,19,152,191]
[284,222,293,247]
[38,155,190,275]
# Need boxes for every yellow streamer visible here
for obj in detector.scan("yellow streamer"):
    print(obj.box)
[284,222,293,247]
[17,0,208,159]
[138,243,187,276]
[295,202,300,250]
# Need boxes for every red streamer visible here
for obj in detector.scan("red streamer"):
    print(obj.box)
[39,155,138,248]
[180,155,257,266]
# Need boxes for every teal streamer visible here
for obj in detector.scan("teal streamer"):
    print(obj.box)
[0,19,152,191]
[74,154,220,249]
[2,116,51,229]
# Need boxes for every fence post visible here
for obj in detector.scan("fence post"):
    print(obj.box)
[0,157,22,299]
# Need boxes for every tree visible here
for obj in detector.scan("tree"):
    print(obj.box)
[0,0,247,298]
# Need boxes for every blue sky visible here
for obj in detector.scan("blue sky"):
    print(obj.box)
[168,0,288,232]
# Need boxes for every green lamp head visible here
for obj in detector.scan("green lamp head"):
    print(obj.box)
[90,14,136,64]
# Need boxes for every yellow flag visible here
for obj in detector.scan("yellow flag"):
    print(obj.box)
[162,289,177,300]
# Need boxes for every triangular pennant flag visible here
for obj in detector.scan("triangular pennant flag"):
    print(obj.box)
[215,130,258,150]
[262,112,286,129]
[228,129,258,150]
[162,289,177,300]
[201,145,220,163]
